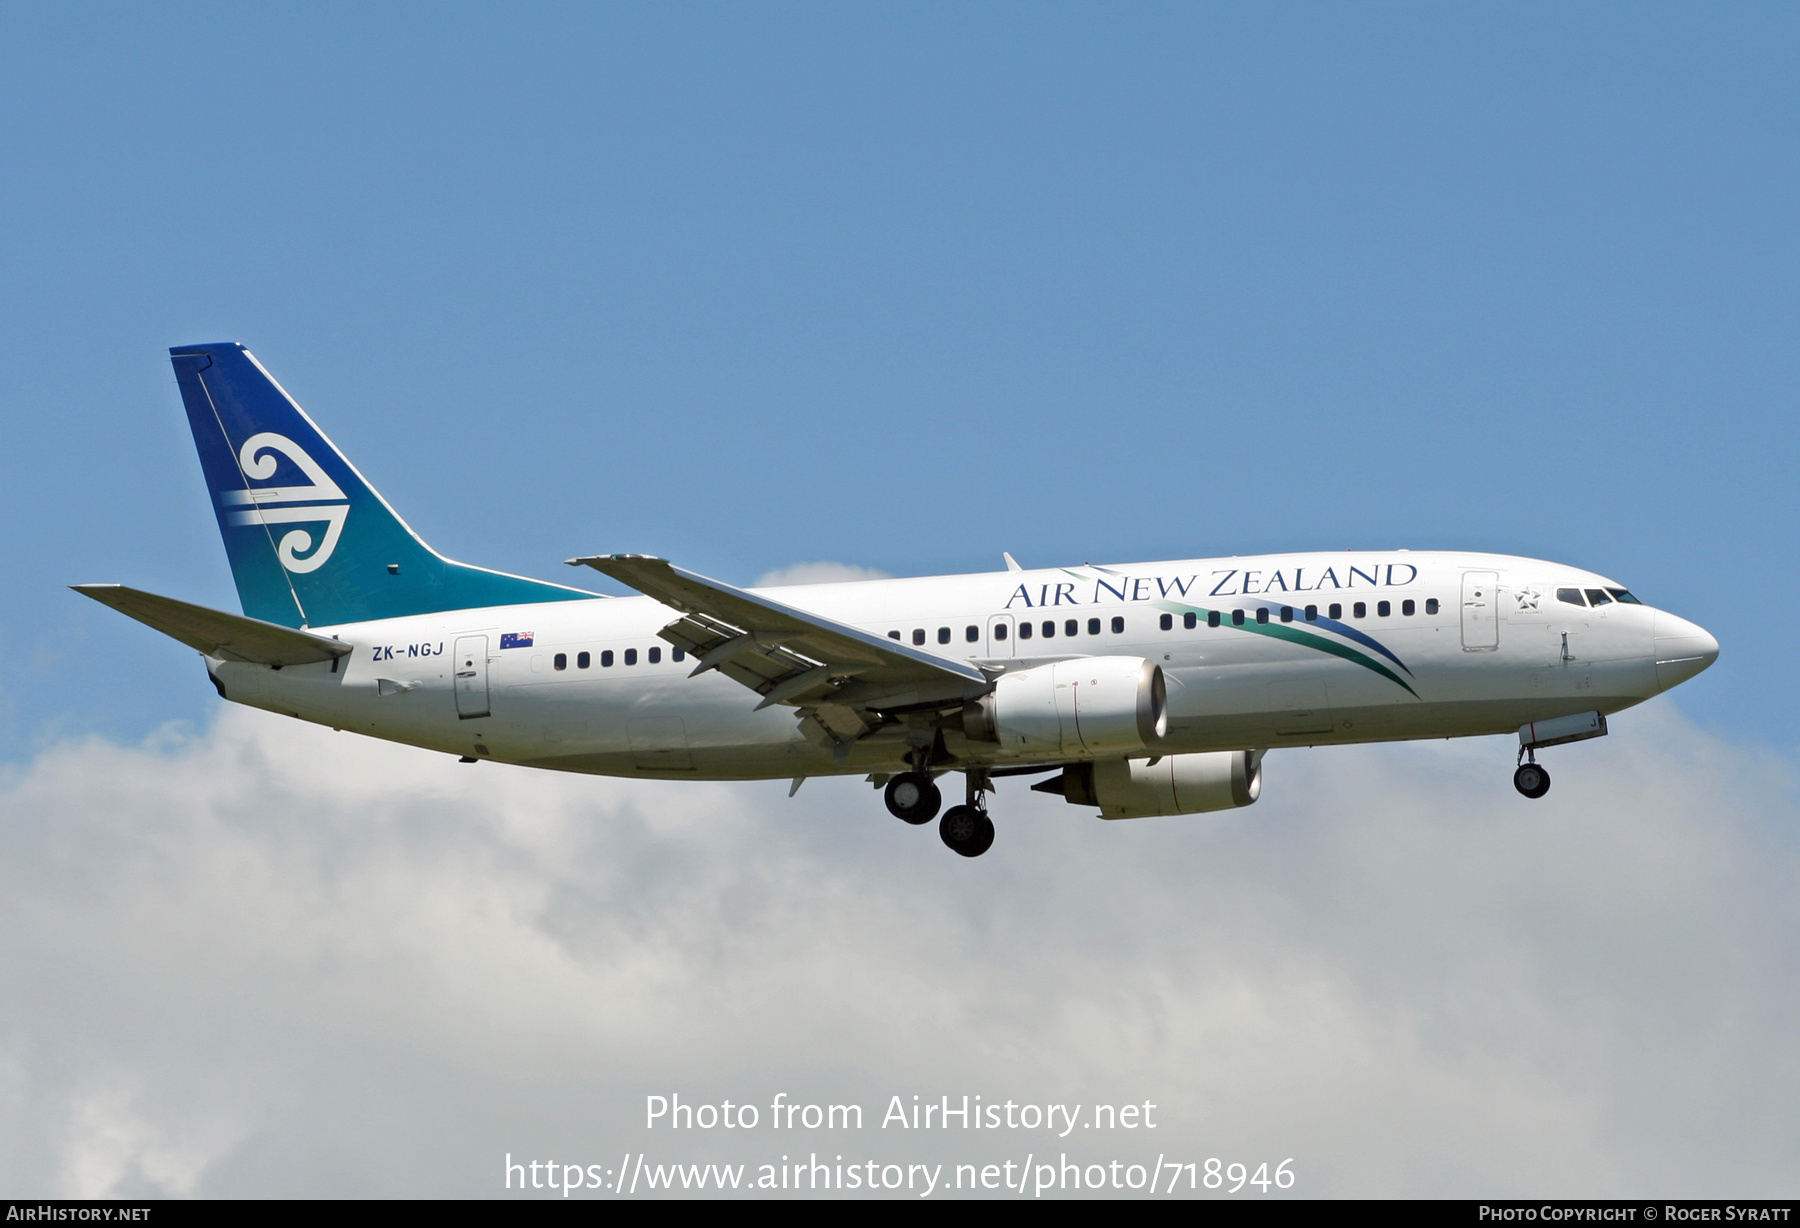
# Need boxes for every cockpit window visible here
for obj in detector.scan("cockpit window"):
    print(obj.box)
[1606,587,1642,604]
[1585,589,1613,607]
[1556,587,1587,607]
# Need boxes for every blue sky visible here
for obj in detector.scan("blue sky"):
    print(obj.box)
[2,3,1794,754]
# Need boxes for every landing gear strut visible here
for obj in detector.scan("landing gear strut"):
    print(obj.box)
[939,769,995,858]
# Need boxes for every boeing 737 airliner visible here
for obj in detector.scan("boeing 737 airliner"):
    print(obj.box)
[77,344,1720,857]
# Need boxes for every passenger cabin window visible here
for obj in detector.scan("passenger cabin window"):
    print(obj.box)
[553,652,567,670]
[1111,616,1125,633]
[1377,600,1391,617]
[1557,588,1587,607]
[888,630,900,640]
[1256,608,1269,624]
[1159,613,1173,631]
[1425,598,1439,615]
[1208,611,1221,628]
[1353,602,1367,618]
[624,648,637,665]
[1329,603,1342,620]
[577,651,590,669]
[1402,599,1415,616]
[1584,589,1613,607]
[936,627,950,644]
[1184,612,1198,629]
[1065,620,1078,637]
[1042,620,1055,638]
[601,650,614,667]
[673,648,685,662]
[1606,587,1643,604]
[648,647,662,663]
[912,629,926,646]
[1232,609,1245,626]
[1017,622,1031,639]
[995,623,1009,640]
[965,625,979,643]
[1280,606,1294,623]
[1087,618,1101,635]
[1305,605,1318,621]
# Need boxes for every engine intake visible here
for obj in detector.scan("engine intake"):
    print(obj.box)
[1034,751,1263,819]
[963,657,1166,757]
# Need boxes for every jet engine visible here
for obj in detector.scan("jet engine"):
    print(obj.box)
[1034,751,1263,819]
[962,656,1166,757]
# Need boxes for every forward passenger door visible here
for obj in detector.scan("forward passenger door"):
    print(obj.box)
[1461,572,1499,651]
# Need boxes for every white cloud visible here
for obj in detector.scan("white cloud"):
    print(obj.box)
[0,701,1793,1197]
[58,1085,220,1198]
[753,562,892,587]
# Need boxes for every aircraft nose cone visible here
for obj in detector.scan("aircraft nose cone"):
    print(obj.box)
[1653,610,1720,692]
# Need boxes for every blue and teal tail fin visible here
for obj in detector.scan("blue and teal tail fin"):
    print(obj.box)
[170,342,597,628]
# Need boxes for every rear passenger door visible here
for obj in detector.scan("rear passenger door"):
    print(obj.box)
[453,635,490,717]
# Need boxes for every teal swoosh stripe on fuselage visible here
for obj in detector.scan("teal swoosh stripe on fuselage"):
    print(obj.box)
[1293,609,1413,676]
[1154,601,1420,699]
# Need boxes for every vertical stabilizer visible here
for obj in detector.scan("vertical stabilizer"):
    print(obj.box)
[170,343,596,627]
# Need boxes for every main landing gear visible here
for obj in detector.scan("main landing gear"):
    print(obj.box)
[939,767,996,858]
[884,772,941,824]
[883,752,996,857]
[938,803,995,858]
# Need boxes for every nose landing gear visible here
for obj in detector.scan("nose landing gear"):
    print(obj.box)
[1513,711,1607,799]
[1513,760,1551,799]
[1514,739,1552,799]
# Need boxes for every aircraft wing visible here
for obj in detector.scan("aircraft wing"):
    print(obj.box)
[566,555,987,714]
[72,584,352,667]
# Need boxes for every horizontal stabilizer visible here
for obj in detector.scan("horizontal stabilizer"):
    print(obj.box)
[72,584,352,667]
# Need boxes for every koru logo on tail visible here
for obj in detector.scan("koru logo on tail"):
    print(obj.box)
[219,433,349,573]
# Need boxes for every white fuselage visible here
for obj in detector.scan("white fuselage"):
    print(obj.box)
[211,551,1714,779]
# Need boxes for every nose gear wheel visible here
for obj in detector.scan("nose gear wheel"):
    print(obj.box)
[1513,762,1551,799]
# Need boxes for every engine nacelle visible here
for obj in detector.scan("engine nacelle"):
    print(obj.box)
[1037,751,1263,819]
[964,657,1166,757]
